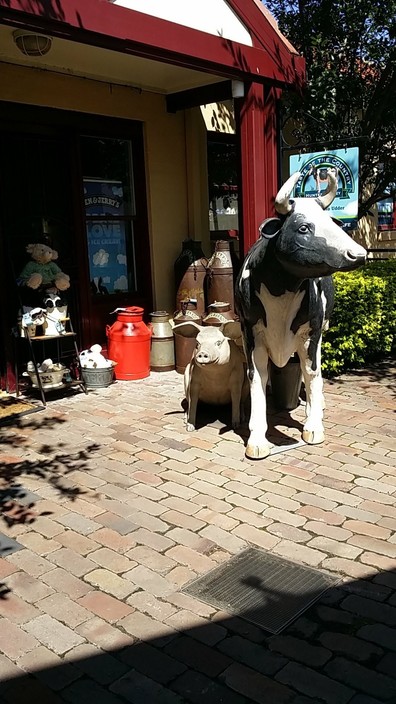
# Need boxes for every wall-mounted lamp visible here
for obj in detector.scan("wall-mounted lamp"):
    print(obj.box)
[231,80,245,99]
[13,29,52,57]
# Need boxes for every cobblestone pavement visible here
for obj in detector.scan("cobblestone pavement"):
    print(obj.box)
[0,361,395,703]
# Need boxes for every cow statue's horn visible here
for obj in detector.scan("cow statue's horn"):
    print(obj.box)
[317,168,338,209]
[274,172,301,214]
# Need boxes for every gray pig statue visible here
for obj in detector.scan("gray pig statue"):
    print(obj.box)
[173,321,248,432]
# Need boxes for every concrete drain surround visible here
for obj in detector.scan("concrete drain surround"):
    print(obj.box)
[0,532,24,556]
[183,547,340,634]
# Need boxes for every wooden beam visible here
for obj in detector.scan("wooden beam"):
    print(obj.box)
[166,81,232,113]
[263,85,282,221]
[236,83,283,255]
[237,82,265,254]
[0,0,304,88]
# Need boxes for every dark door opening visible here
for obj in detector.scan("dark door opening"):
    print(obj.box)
[0,133,76,391]
[0,103,152,390]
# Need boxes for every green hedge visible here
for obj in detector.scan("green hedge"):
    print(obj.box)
[322,259,396,376]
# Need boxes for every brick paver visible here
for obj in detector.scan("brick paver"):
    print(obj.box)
[0,361,395,702]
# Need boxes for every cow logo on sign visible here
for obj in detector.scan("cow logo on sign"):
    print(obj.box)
[295,155,355,200]
[290,148,359,229]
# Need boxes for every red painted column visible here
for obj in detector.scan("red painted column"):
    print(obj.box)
[263,86,282,220]
[236,82,281,255]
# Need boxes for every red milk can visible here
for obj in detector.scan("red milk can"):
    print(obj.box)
[106,306,151,380]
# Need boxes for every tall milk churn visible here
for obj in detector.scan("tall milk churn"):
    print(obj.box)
[173,299,202,374]
[148,311,175,372]
[106,306,151,380]
[206,240,235,315]
[174,239,207,318]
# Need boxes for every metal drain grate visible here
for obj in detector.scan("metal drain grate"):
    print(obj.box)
[183,548,340,634]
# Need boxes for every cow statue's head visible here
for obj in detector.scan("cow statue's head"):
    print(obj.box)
[262,170,367,278]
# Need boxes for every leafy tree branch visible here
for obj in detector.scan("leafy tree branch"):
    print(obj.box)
[267,0,396,219]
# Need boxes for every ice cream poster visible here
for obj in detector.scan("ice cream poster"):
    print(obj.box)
[84,178,128,294]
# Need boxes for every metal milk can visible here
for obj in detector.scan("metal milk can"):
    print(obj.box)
[148,311,175,372]
[174,239,207,318]
[202,301,235,327]
[173,299,202,374]
[106,306,151,380]
[206,240,235,315]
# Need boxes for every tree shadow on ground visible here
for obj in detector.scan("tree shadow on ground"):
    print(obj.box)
[0,562,395,703]
[0,413,99,594]
[326,358,396,396]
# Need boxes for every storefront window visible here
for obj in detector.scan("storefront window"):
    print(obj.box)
[207,136,239,236]
[81,136,137,294]
[378,189,396,231]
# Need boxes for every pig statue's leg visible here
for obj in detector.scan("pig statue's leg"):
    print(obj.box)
[184,366,200,432]
[186,387,199,431]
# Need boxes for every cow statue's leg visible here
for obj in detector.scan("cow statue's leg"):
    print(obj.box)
[297,335,325,445]
[246,343,271,459]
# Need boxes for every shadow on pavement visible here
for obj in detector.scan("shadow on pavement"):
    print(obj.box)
[0,564,396,703]
[0,414,100,594]
[327,358,396,397]
[179,394,305,450]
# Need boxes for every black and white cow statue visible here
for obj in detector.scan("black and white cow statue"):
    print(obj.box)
[235,170,367,459]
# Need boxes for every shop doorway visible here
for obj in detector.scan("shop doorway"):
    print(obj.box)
[0,132,75,390]
[0,103,152,390]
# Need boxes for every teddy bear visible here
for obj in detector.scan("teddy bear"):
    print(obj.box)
[18,243,70,291]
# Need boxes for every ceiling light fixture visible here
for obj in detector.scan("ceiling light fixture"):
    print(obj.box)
[13,30,52,57]
[231,80,245,99]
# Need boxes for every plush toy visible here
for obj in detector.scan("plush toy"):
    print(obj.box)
[19,243,70,291]
[79,344,112,369]
[42,293,68,336]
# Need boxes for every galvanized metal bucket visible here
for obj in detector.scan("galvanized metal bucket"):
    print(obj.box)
[81,363,116,388]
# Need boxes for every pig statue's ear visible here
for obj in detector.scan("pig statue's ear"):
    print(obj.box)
[221,321,242,340]
[173,321,202,338]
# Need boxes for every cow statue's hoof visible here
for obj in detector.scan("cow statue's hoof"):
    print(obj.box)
[302,429,325,445]
[245,443,272,460]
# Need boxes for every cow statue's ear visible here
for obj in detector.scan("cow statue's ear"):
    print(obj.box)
[259,218,282,239]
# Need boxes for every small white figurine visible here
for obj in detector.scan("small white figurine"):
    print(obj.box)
[79,344,112,369]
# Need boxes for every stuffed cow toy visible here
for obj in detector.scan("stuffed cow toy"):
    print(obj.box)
[79,344,112,369]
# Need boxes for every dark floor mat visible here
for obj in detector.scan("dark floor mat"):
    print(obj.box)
[0,395,42,425]
[183,547,340,634]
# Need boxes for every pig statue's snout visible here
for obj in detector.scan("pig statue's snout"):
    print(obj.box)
[195,349,212,365]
